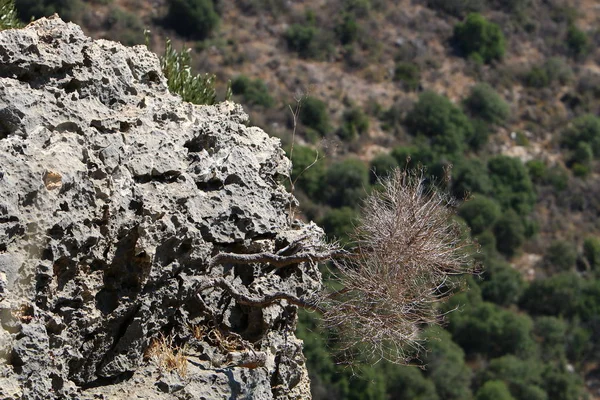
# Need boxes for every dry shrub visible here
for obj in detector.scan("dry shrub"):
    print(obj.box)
[320,168,476,364]
[145,335,188,377]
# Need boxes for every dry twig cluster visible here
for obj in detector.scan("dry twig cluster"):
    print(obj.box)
[319,169,475,364]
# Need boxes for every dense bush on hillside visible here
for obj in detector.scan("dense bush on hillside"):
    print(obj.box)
[394,62,421,91]
[338,106,369,140]
[164,0,219,39]
[487,155,536,215]
[299,96,331,136]
[453,13,506,63]
[288,145,325,198]
[320,158,369,207]
[459,195,501,234]
[405,91,473,155]
[493,209,525,257]
[426,0,485,17]
[464,83,510,125]
[543,241,577,272]
[15,0,83,22]
[285,11,333,60]
[231,75,274,107]
[566,24,589,58]
[561,114,600,157]
[369,153,398,183]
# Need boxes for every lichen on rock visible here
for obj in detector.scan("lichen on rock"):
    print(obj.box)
[0,15,322,399]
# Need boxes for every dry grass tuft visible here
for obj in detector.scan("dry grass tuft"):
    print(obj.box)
[145,334,188,377]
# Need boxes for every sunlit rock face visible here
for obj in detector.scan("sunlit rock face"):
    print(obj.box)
[0,16,320,399]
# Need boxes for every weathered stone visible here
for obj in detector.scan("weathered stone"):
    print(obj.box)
[0,16,320,399]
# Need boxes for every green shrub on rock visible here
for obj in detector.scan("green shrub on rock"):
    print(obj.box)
[1,0,23,29]
[159,39,217,105]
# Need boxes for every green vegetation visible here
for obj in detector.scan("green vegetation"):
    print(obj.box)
[321,158,369,208]
[321,207,357,244]
[289,145,325,198]
[394,62,420,91]
[450,300,536,357]
[459,195,501,235]
[15,0,83,22]
[493,209,525,257]
[487,155,536,215]
[405,91,473,155]
[335,12,359,45]
[369,153,398,183]
[561,114,600,158]
[300,96,331,136]
[165,0,219,39]
[453,13,506,63]
[104,7,145,45]
[583,236,600,271]
[285,11,332,60]
[159,39,217,105]
[481,260,525,306]
[338,106,369,140]
[566,24,589,58]
[0,0,23,29]
[231,75,274,107]
[464,83,510,125]
[476,380,515,400]
[544,241,577,272]
[525,57,573,88]
[426,0,485,17]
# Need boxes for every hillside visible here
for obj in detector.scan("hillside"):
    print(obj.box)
[9,0,600,399]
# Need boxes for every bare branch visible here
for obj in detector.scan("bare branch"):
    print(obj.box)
[194,277,323,313]
[209,249,348,269]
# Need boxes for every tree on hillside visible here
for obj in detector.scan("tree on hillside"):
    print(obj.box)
[165,0,219,39]
[405,91,473,156]
[453,13,506,63]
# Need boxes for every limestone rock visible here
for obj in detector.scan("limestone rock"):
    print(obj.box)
[0,16,320,399]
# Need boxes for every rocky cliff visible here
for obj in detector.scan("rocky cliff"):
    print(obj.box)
[0,16,323,399]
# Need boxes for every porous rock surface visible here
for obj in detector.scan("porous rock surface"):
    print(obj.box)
[0,16,322,399]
